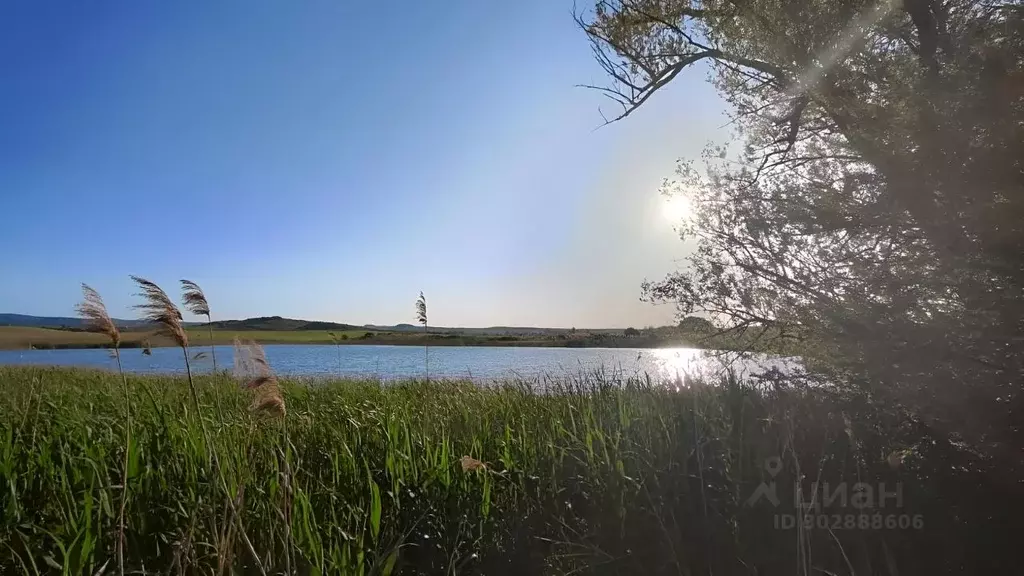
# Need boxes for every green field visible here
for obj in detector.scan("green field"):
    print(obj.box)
[0,326,157,349]
[0,326,555,349]
[0,366,1012,574]
[0,325,723,350]
[183,329,555,346]
[186,328,374,344]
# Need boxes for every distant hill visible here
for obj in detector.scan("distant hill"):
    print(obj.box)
[0,313,359,332]
[364,323,420,332]
[360,324,625,336]
[208,316,360,331]
[0,313,154,329]
[2,313,632,335]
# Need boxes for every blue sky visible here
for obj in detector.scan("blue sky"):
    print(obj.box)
[0,1,728,328]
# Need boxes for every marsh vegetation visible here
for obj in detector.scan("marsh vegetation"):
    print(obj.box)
[1,366,1017,574]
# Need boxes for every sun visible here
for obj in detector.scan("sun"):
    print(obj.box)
[661,195,692,224]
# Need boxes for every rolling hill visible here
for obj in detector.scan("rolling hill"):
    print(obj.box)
[1,313,361,332]
[0,313,154,329]
[208,316,360,331]
[2,313,633,336]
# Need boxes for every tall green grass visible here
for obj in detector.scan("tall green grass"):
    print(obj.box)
[0,366,1017,575]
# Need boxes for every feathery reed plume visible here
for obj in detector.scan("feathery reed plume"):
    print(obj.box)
[415,291,429,380]
[460,455,486,472]
[76,283,129,575]
[415,291,428,328]
[181,279,217,370]
[133,278,266,574]
[234,339,290,567]
[179,279,209,317]
[131,276,187,347]
[233,336,256,378]
[76,283,120,347]
[236,340,286,418]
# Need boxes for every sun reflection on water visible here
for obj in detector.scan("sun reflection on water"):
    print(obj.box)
[636,347,802,390]
[645,348,708,387]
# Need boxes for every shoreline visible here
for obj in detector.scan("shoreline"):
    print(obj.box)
[3,337,715,351]
[0,326,787,354]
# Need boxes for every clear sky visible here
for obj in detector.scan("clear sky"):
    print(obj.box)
[0,1,729,328]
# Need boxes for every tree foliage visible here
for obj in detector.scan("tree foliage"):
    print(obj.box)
[678,315,715,333]
[580,0,1024,468]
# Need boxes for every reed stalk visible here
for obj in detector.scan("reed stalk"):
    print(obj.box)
[181,280,217,371]
[415,291,428,380]
[132,276,266,574]
[75,283,129,576]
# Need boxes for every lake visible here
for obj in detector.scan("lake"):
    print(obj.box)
[0,344,798,383]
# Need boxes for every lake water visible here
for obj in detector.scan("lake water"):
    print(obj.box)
[0,344,798,383]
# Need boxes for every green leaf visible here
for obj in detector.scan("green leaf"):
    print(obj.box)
[381,548,399,576]
[369,478,382,543]
[480,474,491,520]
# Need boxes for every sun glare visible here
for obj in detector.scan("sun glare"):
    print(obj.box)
[661,195,692,224]
[648,348,704,386]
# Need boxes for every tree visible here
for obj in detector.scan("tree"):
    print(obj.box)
[678,316,714,334]
[624,327,640,336]
[580,0,1024,468]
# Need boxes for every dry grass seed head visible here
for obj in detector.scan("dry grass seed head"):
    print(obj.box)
[131,276,188,348]
[180,279,210,317]
[76,283,120,347]
[236,340,286,418]
[233,337,254,378]
[252,394,286,418]
[250,376,286,417]
[460,456,486,472]
[243,375,277,390]
[415,292,427,326]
